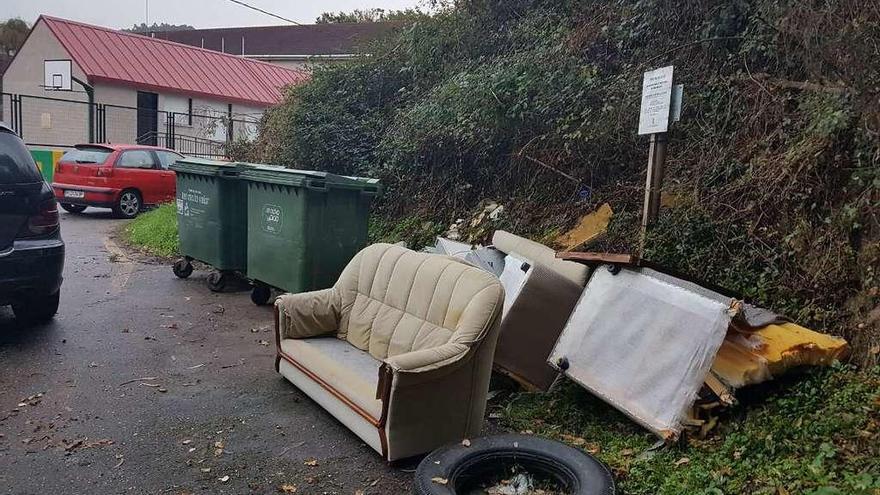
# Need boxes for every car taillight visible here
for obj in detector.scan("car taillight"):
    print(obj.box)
[20,199,60,238]
[96,167,112,177]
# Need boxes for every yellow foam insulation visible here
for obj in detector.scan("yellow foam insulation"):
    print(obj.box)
[556,203,613,251]
[711,323,849,389]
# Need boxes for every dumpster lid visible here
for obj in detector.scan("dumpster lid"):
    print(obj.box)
[170,157,241,176]
[240,164,380,192]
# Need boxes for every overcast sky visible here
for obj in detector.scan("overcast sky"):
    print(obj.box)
[4,0,425,29]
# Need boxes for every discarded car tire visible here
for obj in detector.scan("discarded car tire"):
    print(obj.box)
[413,434,615,495]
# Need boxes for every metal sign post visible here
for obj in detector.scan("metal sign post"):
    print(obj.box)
[637,66,682,255]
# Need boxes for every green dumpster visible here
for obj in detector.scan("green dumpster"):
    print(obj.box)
[240,164,380,305]
[169,158,248,291]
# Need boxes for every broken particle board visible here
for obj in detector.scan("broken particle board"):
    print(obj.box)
[555,203,613,251]
[712,322,849,389]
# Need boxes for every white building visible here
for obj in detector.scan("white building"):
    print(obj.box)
[2,15,307,155]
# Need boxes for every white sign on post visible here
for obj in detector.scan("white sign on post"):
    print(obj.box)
[637,66,674,135]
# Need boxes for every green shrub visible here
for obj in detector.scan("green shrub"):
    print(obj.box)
[245,0,879,364]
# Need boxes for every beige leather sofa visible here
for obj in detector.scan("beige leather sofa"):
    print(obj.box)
[274,243,505,461]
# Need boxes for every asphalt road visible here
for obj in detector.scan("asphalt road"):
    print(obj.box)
[0,209,413,494]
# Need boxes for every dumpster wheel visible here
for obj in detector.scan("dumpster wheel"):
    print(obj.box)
[207,271,229,292]
[251,284,272,306]
[172,259,194,279]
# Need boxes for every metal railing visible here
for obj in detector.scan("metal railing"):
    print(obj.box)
[2,92,259,159]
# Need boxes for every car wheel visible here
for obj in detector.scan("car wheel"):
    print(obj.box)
[13,290,61,326]
[413,434,615,495]
[251,284,272,305]
[114,190,141,219]
[60,203,87,214]
[172,259,194,279]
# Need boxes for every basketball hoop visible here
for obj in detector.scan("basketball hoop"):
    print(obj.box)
[43,59,73,91]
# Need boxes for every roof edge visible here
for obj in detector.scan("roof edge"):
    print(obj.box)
[88,75,279,107]
[39,15,308,78]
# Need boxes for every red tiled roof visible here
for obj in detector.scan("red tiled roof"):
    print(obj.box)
[41,15,307,106]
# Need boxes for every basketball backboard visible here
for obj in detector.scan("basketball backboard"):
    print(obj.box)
[44,59,72,91]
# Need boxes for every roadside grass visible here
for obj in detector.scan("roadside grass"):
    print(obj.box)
[124,203,179,257]
[497,365,880,495]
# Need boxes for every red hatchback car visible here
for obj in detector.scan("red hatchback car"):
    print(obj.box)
[52,144,184,218]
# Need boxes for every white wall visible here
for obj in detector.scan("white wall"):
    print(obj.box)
[2,19,90,145]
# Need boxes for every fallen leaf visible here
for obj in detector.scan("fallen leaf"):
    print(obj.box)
[85,438,114,448]
[560,434,587,446]
[188,447,196,453]
[258,340,270,346]
[214,440,224,457]
[304,459,318,467]
[182,439,192,445]
[119,376,159,386]
[201,467,212,473]
[158,388,168,393]
[675,457,690,466]
[279,484,297,493]
[218,475,230,483]
[431,477,448,485]
[114,454,125,468]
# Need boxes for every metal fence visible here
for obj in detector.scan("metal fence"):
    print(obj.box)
[1,92,260,158]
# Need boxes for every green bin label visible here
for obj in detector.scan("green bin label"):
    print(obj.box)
[177,188,209,217]
[262,204,283,234]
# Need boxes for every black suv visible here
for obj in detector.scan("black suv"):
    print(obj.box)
[0,124,64,323]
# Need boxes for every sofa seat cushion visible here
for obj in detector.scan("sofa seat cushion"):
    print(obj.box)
[279,337,383,421]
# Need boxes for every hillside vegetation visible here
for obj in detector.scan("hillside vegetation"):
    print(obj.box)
[237,0,879,363]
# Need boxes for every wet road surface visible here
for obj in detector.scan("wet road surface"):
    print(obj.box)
[0,209,413,494]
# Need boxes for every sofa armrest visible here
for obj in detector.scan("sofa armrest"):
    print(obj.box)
[275,288,341,340]
[379,318,503,460]
[383,343,470,380]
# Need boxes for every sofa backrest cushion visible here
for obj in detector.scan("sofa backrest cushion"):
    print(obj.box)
[492,230,590,287]
[334,243,503,360]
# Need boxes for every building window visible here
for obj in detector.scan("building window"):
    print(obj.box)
[187,98,193,126]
